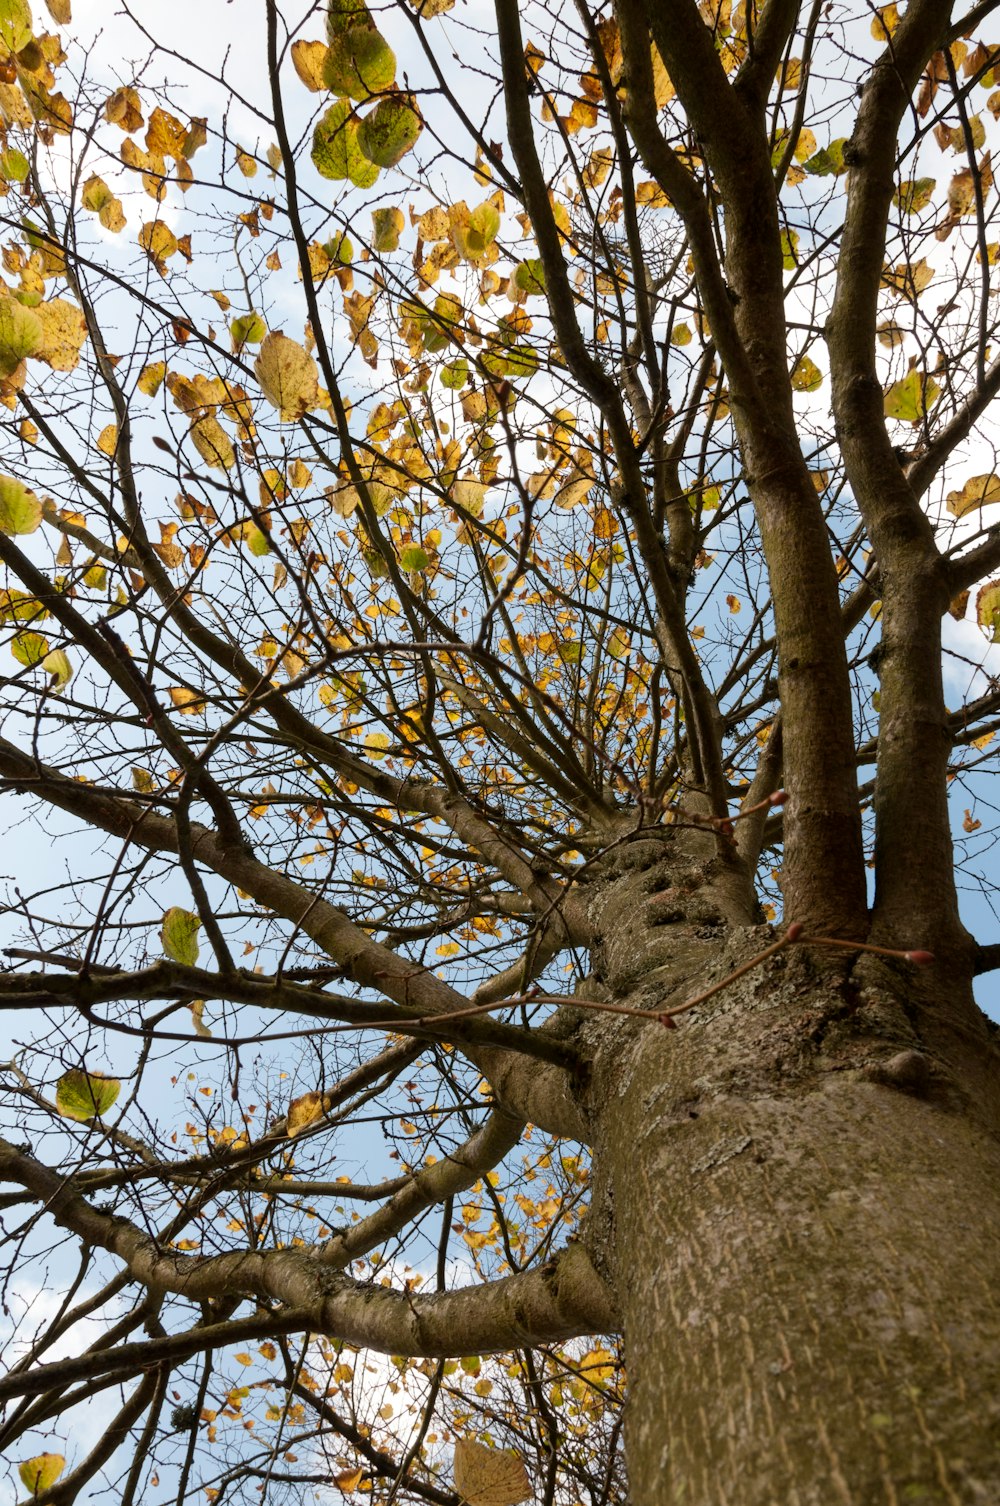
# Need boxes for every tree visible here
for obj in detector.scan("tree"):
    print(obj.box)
[0,0,999,1500]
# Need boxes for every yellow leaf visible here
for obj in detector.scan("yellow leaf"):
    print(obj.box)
[634,180,670,207]
[138,361,166,396]
[946,473,1000,517]
[287,1089,324,1136]
[292,38,329,91]
[105,85,143,132]
[168,686,206,715]
[334,1469,364,1494]
[138,219,178,272]
[96,423,118,457]
[18,1456,66,1495]
[35,297,88,371]
[977,579,1000,641]
[453,1440,531,1506]
[191,414,235,471]
[255,331,320,420]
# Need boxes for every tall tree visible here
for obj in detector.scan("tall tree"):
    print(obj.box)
[1,0,999,1501]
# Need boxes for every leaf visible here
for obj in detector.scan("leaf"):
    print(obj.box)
[977,579,1000,641]
[883,368,940,425]
[453,1440,531,1506]
[55,1069,121,1122]
[0,0,32,54]
[356,94,422,168]
[35,298,88,371]
[292,39,330,91]
[946,473,1000,517]
[191,414,236,470]
[138,220,178,273]
[450,199,500,261]
[0,475,41,534]
[441,357,468,389]
[0,588,49,623]
[104,85,143,132]
[790,354,823,391]
[334,1468,365,1494]
[42,647,72,687]
[82,174,126,232]
[11,630,49,667]
[0,294,42,376]
[18,1455,66,1495]
[96,423,119,457]
[513,258,546,294]
[0,147,28,182]
[780,228,799,270]
[312,99,379,187]
[287,1089,324,1136]
[255,331,320,419]
[372,205,404,250]
[324,20,396,100]
[45,0,71,19]
[138,361,166,396]
[803,138,846,177]
[161,906,201,965]
[893,176,935,214]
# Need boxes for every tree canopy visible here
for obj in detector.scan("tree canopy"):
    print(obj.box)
[1,1,1000,1503]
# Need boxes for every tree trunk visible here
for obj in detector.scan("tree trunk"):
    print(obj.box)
[578,837,1000,1504]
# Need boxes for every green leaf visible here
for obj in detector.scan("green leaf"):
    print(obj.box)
[790,354,823,391]
[371,205,404,251]
[55,1069,121,1122]
[505,345,538,377]
[513,258,546,294]
[441,357,469,389]
[0,147,29,183]
[0,295,43,376]
[18,1455,66,1495]
[399,543,428,571]
[0,0,32,54]
[230,311,266,350]
[451,199,501,260]
[803,138,846,176]
[356,94,422,168]
[883,368,940,425]
[311,99,380,187]
[324,230,354,264]
[0,474,41,534]
[161,906,201,966]
[323,22,396,100]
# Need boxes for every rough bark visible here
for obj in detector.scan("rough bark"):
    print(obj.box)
[578,854,1000,1505]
